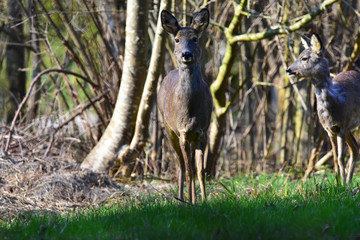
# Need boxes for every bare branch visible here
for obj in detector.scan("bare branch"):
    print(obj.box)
[5,69,89,154]
[227,0,339,44]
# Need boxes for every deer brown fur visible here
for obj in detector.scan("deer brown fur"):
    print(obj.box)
[157,9,212,203]
[287,33,360,184]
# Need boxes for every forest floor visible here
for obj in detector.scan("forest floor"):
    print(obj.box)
[2,167,360,239]
[0,152,174,220]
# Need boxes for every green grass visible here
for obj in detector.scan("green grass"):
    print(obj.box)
[2,173,360,239]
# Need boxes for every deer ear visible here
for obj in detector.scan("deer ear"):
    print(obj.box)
[191,8,209,33]
[161,10,180,35]
[310,33,323,55]
[300,35,311,49]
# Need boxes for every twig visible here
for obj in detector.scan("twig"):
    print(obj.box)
[40,88,110,156]
[4,68,89,154]
[44,133,55,157]
[345,25,360,71]
[80,0,123,78]
[275,36,309,112]
[53,0,98,83]
[36,0,94,85]
[75,78,107,129]
[314,150,333,169]
[174,196,194,206]
[227,0,339,43]
[53,89,110,132]
[148,183,172,201]
[0,42,35,51]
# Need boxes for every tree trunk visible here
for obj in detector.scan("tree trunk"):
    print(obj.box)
[117,0,170,177]
[26,0,41,121]
[6,0,25,123]
[205,0,245,177]
[81,0,148,172]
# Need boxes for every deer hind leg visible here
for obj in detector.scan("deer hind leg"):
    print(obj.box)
[346,132,358,184]
[180,133,194,203]
[191,146,197,204]
[176,154,185,200]
[337,134,346,184]
[329,134,339,174]
[195,134,207,202]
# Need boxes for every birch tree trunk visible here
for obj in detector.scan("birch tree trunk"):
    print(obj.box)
[117,0,170,176]
[81,0,148,172]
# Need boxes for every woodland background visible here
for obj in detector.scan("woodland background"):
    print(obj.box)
[1,0,360,182]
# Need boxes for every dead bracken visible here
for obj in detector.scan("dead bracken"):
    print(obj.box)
[0,154,126,218]
[0,128,127,219]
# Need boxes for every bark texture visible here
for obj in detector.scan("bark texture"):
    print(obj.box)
[81,0,148,172]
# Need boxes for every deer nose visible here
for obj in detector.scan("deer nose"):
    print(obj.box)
[182,52,193,63]
[286,67,296,76]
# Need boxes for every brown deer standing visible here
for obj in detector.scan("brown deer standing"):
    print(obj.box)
[287,33,360,184]
[158,9,212,203]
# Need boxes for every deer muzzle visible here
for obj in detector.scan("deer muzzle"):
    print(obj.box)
[286,67,297,77]
[182,52,193,63]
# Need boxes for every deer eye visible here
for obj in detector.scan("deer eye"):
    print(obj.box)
[301,57,308,62]
[175,38,180,43]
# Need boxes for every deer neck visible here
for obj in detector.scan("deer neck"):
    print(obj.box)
[178,63,202,85]
[312,73,332,96]
[313,73,345,113]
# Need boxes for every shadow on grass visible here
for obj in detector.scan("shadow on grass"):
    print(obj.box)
[2,174,360,240]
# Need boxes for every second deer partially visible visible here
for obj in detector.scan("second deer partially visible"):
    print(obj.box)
[287,33,360,184]
[157,9,212,204]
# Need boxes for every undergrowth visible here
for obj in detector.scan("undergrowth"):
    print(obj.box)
[1,173,360,240]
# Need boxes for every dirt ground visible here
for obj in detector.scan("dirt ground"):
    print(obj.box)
[0,149,175,220]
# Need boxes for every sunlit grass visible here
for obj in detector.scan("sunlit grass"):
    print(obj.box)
[1,173,360,239]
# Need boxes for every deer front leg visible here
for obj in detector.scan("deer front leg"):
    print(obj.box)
[346,132,358,184]
[337,134,346,184]
[166,128,185,200]
[180,134,194,203]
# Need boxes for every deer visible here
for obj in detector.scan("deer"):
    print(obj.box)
[286,33,360,185]
[157,9,213,204]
